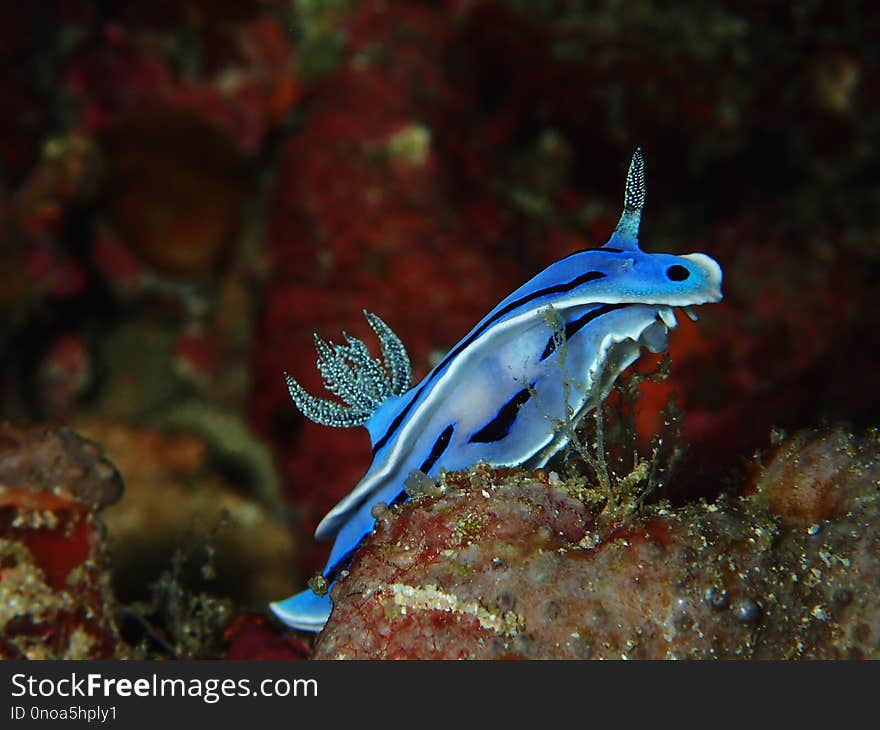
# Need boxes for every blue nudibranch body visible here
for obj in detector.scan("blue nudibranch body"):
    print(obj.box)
[271,150,723,632]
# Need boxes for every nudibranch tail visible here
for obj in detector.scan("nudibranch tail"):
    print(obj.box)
[270,589,332,633]
[284,311,413,428]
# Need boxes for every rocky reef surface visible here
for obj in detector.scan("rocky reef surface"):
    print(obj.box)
[4,420,876,660]
[0,420,297,659]
[0,423,124,658]
[314,429,879,659]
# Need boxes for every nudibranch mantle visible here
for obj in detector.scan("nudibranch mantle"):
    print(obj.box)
[272,149,723,632]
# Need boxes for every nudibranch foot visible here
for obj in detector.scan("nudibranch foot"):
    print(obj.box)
[270,589,332,633]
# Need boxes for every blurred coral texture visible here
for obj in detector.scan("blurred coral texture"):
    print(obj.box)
[0,1,877,658]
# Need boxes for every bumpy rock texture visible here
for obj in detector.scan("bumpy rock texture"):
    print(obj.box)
[0,420,290,659]
[314,430,879,659]
[0,422,125,659]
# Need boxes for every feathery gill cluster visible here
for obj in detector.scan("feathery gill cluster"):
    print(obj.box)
[285,311,412,428]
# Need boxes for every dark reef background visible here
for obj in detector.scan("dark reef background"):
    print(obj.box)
[0,1,877,658]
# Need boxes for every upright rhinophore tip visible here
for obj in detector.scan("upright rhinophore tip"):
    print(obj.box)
[609,147,646,248]
[623,147,646,212]
[285,311,413,429]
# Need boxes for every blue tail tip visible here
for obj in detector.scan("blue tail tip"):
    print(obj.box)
[270,589,332,633]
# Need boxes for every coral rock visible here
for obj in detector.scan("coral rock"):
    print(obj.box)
[0,422,123,511]
[753,428,876,529]
[313,433,880,659]
[0,423,124,659]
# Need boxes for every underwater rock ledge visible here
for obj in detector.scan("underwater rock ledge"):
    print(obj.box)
[313,428,880,659]
[0,422,125,659]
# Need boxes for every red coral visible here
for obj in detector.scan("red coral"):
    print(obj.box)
[224,614,311,660]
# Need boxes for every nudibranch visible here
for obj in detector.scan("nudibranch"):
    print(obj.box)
[271,149,723,631]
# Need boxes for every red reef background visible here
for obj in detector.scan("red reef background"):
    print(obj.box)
[0,1,877,658]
